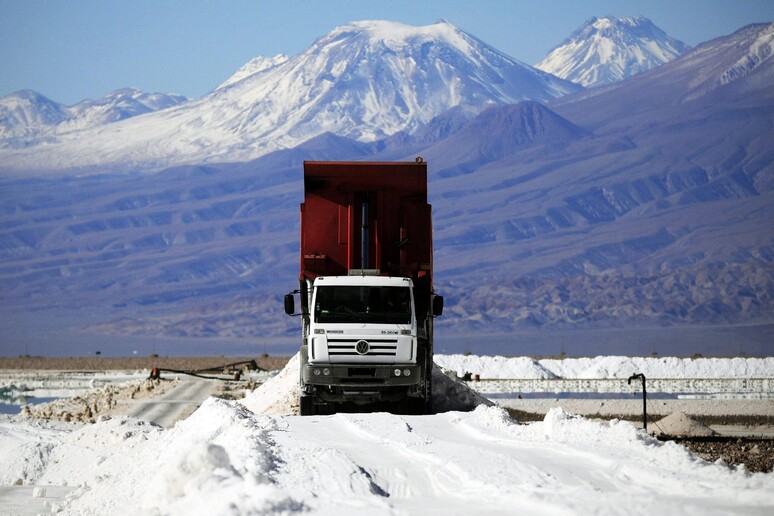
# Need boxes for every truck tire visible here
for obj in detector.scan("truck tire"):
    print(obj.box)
[299,346,314,416]
[424,363,433,415]
[402,349,432,415]
[299,395,315,416]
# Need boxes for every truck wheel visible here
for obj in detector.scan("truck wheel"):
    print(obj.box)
[419,347,433,415]
[408,396,427,415]
[299,395,315,416]
[401,374,432,415]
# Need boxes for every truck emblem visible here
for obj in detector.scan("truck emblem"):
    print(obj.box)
[355,340,370,355]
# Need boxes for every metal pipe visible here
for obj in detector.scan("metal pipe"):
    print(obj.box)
[628,373,647,431]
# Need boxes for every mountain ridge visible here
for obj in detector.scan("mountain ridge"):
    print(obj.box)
[0,88,187,144]
[0,19,581,175]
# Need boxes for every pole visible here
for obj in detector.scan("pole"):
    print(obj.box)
[627,373,647,432]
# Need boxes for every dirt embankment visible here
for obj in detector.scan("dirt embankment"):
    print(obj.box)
[0,355,291,372]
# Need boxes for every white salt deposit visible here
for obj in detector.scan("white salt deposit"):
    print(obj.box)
[433,354,557,379]
[435,354,774,379]
[239,353,299,415]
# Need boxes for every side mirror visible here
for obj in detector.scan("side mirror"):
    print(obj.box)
[284,294,295,316]
[432,295,444,317]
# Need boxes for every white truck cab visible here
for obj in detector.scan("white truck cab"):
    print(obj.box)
[307,275,418,365]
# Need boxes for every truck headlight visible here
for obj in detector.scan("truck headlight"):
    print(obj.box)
[313,369,321,376]
[403,368,411,377]
[394,368,402,377]
[323,368,330,376]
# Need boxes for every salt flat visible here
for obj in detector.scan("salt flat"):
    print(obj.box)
[1,354,772,514]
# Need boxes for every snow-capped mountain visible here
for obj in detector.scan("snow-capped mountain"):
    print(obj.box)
[0,88,187,143]
[553,22,774,121]
[211,19,581,144]
[0,19,581,174]
[535,16,690,87]
[0,90,70,139]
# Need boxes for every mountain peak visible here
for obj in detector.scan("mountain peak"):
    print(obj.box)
[0,90,68,139]
[322,19,476,52]
[536,15,690,87]
[424,101,590,176]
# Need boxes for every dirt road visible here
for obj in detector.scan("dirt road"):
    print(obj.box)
[127,377,217,427]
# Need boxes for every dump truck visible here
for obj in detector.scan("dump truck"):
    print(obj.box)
[284,159,443,415]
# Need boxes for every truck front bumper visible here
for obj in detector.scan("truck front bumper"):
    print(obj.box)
[302,363,422,387]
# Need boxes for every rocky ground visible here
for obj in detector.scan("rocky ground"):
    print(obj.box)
[503,404,774,473]
[674,438,774,474]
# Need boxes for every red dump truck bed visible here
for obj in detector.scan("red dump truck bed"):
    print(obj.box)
[300,160,433,282]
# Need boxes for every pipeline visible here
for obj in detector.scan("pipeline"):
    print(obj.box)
[149,359,264,381]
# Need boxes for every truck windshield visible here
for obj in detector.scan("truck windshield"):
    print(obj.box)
[314,286,411,324]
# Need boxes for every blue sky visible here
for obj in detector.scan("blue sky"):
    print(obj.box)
[1,0,772,105]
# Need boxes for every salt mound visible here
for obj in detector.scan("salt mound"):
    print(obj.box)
[239,352,492,415]
[434,354,556,379]
[239,353,300,415]
[652,412,716,437]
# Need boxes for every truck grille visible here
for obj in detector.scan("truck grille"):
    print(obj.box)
[327,338,398,357]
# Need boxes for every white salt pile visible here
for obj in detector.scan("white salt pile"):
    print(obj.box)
[652,412,717,437]
[239,353,492,415]
[433,354,557,379]
[239,353,300,415]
